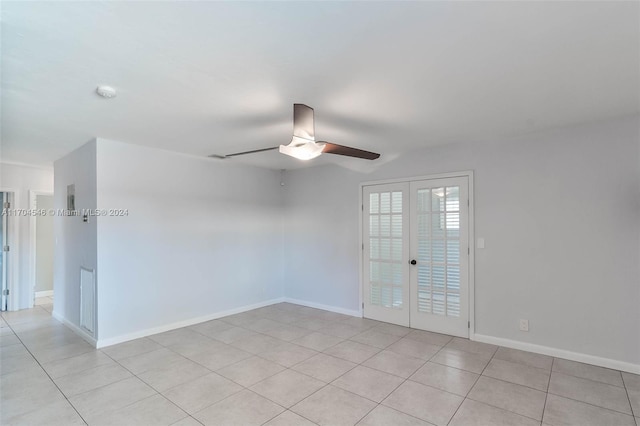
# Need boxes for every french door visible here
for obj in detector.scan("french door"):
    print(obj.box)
[362,183,411,326]
[363,176,470,337]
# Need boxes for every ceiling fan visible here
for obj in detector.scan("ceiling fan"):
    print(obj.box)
[210,104,380,161]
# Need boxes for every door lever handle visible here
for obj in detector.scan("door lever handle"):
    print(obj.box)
[409,259,417,265]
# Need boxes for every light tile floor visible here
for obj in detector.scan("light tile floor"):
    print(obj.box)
[1,299,638,426]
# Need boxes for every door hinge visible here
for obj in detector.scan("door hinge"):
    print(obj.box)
[468,321,470,328]
[362,243,364,250]
[2,289,8,296]
[467,199,469,207]
[3,245,9,252]
[3,201,9,208]
[361,204,364,211]
[362,302,364,309]
[468,247,470,255]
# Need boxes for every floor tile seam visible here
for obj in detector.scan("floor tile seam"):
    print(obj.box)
[216,361,287,389]
[549,367,626,389]
[3,319,90,425]
[98,392,191,425]
[319,342,382,365]
[492,353,553,372]
[480,371,553,394]
[443,340,499,358]
[545,389,634,416]
[444,337,501,426]
[289,381,379,426]
[464,393,545,422]
[330,365,410,405]
[540,358,554,425]
[621,372,638,419]
[190,387,288,421]
[44,356,122,382]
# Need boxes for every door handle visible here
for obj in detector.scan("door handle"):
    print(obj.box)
[409,259,417,265]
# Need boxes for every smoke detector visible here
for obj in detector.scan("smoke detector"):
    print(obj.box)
[96,85,117,98]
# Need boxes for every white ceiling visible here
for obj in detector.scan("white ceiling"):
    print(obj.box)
[1,1,638,170]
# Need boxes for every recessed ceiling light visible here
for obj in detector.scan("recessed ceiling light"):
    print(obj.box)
[96,85,117,98]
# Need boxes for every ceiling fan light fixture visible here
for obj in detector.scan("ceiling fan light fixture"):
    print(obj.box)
[279,138,325,161]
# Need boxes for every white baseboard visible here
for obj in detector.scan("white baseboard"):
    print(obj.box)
[94,297,285,349]
[473,334,640,375]
[52,310,97,347]
[35,290,53,298]
[283,297,361,317]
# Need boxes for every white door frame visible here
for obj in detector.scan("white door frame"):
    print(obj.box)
[29,190,54,307]
[0,188,19,311]
[359,171,475,339]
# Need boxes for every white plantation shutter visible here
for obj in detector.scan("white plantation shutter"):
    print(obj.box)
[369,190,404,308]
[415,186,461,317]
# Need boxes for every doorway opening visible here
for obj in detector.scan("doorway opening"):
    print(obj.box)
[30,192,54,312]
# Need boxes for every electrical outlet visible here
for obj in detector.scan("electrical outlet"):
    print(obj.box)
[519,319,529,332]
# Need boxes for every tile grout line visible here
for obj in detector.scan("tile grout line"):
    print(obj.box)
[445,343,499,425]
[285,333,412,425]
[2,318,90,426]
[541,358,554,426]
[99,348,195,422]
[621,372,638,421]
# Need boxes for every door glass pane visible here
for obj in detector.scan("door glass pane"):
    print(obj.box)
[391,239,402,261]
[447,265,460,292]
[418,214,430,238]
[380,238,391,259]
[392,287,403,308]
[392,263,402,285]
[447,240,460,264]
[381,287,392,307]
[446,186,460,211]
[371,285,381,305]
[417,189,430,212]
[446,293,460,316]
[380,215,391,237]
[370,216,379,237]
[370,193,379,214]
[446,212,459,238]
[370,239,379,259]
[380,192,391,213]
[392,192,402,213]
[432,265,445,291]
[391,215,402,237]
[370,261,380,282]
[433,291,445,315]
[432,214,445,238]
[432,188,445,211]
[418,239,430,262]
[418,290,431,313]
[432,240,445,263]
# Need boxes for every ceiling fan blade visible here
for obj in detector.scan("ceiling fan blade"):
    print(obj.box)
[320,142,380,160]
[293,104,315,141]
[209,146,278,159]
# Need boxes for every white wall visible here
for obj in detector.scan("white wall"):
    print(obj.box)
[35,195,54,292]
[283,116,640,368]
[53,141,97,333]
[0,162,54,309]
[94,139,284,343]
